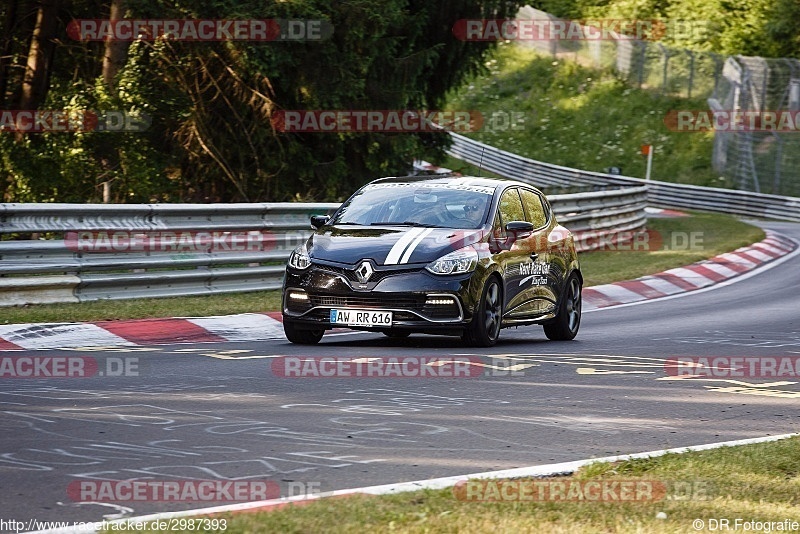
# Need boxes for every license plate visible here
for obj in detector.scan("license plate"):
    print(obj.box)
[330,309,392,327]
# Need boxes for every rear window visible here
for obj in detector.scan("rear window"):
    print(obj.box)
[520,188,548,228]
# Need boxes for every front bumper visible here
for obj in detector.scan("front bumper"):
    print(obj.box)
[282,261,478,332]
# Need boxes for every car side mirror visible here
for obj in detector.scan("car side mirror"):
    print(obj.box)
[310,215,331,229]
[505,220,534,241]
[489,221,534,253]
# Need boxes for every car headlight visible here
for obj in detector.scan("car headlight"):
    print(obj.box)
[288,244,312,270]
[425,246,478,275]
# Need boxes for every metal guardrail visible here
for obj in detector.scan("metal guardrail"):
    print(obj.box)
[447,133,800,222]
[0,189,646,306]
[0,203,338,306]
[5,131,798,308]
[550,187,648,247]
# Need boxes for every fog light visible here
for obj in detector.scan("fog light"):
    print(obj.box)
[288,291,309,301]
[426,297,455,305]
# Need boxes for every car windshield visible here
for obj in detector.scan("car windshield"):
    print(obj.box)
[330,183,493,229]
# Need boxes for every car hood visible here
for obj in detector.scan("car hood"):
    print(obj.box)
[308,226,485,266]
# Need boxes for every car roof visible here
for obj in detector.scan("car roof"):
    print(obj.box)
[370,174,538,191]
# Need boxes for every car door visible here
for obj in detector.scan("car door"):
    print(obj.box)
[519,187,559,315]
[493,187,535,319]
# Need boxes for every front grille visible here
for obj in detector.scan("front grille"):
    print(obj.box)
[315,265,358,282]
[310,295,421,309]
[314,264,420,284]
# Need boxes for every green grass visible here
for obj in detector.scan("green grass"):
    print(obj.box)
[127,436,800,533]
[438,43,730,188]
[579,211,765,286]
[0,212,764,324]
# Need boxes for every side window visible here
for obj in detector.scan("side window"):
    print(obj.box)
[497,188,525,227]
[520,189,548,228]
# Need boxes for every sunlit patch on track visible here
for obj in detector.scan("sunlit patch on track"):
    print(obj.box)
[485,414,677,434]
[653,331,800,348]
[703,386,800,398]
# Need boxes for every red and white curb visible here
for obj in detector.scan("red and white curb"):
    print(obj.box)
[28,432,800,533]
[0,231,796,351]
[0,312,285,351]
[583,230,798,311]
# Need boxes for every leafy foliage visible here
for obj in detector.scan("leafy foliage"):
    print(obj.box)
[0,0,523,202]
[543,0,800,57]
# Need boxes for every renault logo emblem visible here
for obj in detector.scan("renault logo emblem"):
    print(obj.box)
[355,261,374,283]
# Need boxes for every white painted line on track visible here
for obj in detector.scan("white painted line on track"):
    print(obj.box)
[28,432,800,533]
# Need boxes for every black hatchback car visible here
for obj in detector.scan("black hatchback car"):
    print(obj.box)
[282,175,582,346]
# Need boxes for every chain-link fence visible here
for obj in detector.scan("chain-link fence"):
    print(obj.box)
[516,6,800,197]
[517,6,725,100]
[710,57,800,197]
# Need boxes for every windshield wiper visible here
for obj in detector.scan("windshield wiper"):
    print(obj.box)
[370,221,448,228]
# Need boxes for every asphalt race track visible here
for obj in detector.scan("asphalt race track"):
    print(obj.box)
[2,221,799,527]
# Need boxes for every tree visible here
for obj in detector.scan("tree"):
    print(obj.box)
[1,0,525,203]
[19,0,60,111]
[102,0,129,89]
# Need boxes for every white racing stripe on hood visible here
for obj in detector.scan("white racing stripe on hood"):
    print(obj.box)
[399,228,434,264]
[384,227,425,265]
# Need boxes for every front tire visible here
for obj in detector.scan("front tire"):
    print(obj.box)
[543,273,581,341]
[463,276,503,347]
[283,320,324,345]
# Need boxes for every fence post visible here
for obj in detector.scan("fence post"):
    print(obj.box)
[637,42,646,88]
[658,44,670,95]
[772,133,783,195]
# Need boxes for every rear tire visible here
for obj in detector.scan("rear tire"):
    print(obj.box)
[283,320,324,345]
[463,276,503,347]
[543,273,581,341]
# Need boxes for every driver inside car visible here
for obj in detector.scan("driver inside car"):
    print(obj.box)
[463,198,487,226]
